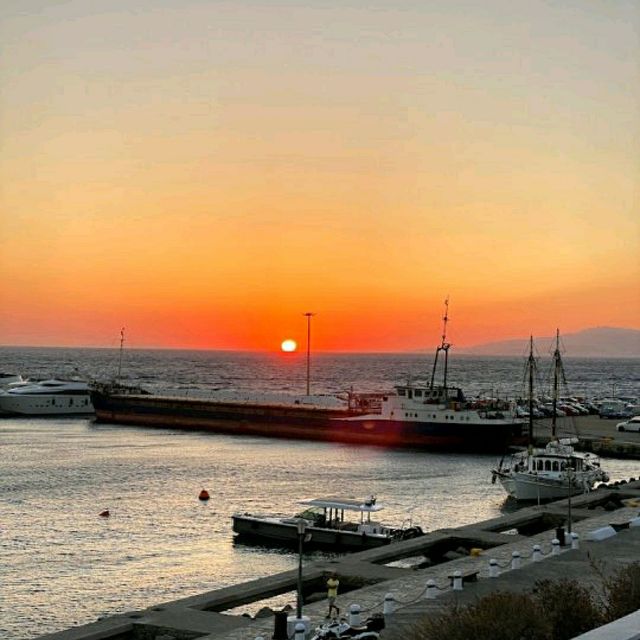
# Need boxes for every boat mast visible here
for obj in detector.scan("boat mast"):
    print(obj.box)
[117,327,125,385]
[551,329,567,438]
[429,297,451,391]
[527,335,535,446]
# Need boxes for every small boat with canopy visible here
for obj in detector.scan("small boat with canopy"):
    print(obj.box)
[232,495,423,550]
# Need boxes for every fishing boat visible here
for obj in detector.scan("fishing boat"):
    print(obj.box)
[232,496,423,551]
[491,332,609,501]
[328,300,528,451]
[492,437,608,501]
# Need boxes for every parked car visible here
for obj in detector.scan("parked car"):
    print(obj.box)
[600,401,628,419]
[616,416,640,433]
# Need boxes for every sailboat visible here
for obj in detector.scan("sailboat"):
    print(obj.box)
[492,332,609,501]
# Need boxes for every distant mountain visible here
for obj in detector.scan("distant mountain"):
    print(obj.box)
[461,327,640,358]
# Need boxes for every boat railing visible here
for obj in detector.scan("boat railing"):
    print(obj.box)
[347,392,385,414]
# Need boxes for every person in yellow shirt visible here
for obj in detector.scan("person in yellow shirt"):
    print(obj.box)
[326,572,340,618]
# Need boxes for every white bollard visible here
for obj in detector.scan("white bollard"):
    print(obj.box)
[511,550,521,570]
[452,570,463,591]
[425,579,437,599]
[586,526,617,541]
[383,593,396,617]
[348,604,361,627]
[533,544,542,562]
[295,623,306,640]
[489,558,499,578]
[571,532,580,550]
[255,637,265,640]
[287,616,310,638]
[551,538,560,555]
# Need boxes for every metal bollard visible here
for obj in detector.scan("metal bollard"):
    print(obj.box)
[489,558,499,578]
[425,579,436,599]
[295,623,306,640]
[452,570,463,591]
[273,610,288,640]
[348,604,361,627]
[552,538,560,555]
[511,550,521,570]
[383,593,396,617]
[533,544,542,562]
[571,532,580,550]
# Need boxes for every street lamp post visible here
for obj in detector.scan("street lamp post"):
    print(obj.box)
[304,313,315,396]
[296,518,306,620]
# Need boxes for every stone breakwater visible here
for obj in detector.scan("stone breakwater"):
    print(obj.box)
[37,480,640,640]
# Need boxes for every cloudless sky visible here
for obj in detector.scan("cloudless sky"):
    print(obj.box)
[1,0,638,351]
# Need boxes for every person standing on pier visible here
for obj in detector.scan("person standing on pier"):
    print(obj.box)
[326,572,340,618]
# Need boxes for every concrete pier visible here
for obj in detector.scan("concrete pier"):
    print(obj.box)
[37,480,640,640]
[534,414,640,459]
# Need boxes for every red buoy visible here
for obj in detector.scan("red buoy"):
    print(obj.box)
[198,489,210,501]
[99,509,110,517]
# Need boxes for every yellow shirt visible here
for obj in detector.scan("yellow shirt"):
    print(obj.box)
[327,578,339,597]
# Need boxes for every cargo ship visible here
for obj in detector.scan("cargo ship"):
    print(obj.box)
[90,382,526,451]
[90,303,527,451]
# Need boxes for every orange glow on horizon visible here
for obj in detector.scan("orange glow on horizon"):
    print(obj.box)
[0,2,638,351]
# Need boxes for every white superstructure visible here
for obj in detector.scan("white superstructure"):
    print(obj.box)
[0,379,94,416]
[0,373,27,388]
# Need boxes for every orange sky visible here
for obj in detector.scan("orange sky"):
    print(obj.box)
[1,1,638,352]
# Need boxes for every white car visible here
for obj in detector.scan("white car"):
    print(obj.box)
[616,416,640,433]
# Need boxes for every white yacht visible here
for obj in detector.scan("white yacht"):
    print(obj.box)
[0,373,27,388]
[492,438,609,501]
[0,379,94,416]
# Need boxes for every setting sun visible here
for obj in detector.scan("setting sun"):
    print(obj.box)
[280,339,297,353]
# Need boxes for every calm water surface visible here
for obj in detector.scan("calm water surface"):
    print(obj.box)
[1,349,639,639]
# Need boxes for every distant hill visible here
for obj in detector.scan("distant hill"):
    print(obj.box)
[461,327,640,358]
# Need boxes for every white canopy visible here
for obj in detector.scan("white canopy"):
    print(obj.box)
[299,496,383,513]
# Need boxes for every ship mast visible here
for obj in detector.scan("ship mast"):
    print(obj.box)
[117,327,125,385]
[551,329,566,438]
[527,335,535,446]
[429,298,451,391]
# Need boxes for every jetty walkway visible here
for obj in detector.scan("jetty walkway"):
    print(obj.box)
[38,479,640,640]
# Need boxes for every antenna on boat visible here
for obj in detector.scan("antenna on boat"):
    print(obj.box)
[429,297,451,391]
[117,327,125,384]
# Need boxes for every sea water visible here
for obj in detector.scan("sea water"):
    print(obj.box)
[1,348,638,639]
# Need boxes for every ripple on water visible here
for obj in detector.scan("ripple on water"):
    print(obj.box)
[1,350,638,639]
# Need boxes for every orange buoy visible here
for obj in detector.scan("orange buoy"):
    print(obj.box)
[99,509,110,517]
[198,489,210,501]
